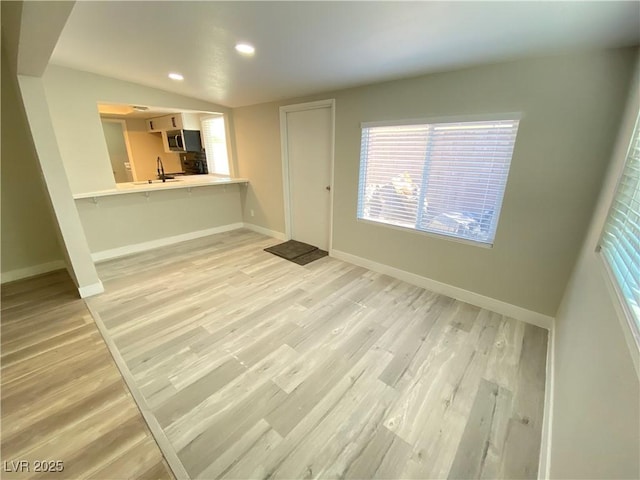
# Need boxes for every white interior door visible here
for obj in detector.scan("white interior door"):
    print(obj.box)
[284,102,333,250]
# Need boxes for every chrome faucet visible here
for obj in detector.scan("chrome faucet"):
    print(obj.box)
[157,156,166,182]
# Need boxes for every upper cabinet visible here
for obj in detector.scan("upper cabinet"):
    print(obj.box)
[145,115,172,132]
[146,113,201,132]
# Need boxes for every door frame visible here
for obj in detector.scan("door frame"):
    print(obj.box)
[279,99,336,251]
[101,118,137,181]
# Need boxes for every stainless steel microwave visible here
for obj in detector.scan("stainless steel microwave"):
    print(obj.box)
[166,130,202,152]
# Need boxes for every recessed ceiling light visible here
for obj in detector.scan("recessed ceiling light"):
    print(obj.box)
[168,72,184,81]
[235,43,255,56]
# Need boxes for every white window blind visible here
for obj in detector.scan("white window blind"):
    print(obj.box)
[201,116,230,175]
[357,118,520,245]
[600,112,640,330]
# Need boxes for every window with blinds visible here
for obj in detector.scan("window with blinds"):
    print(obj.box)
[599,111,640,331]
[201,115,230,175]
[357,118,520,245]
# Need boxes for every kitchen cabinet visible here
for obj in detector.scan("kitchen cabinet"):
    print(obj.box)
[146,115,175,132]
[146,113,202,132]
[146,116,167,132]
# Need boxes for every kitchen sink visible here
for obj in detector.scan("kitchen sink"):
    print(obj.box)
[133,179,182,185]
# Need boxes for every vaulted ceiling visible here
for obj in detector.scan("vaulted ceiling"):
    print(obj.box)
[50,1,640,107]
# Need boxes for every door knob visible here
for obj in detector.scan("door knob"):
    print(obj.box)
[325,185,331,191]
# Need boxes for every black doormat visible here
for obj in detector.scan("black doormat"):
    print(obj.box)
[264,240,328,266]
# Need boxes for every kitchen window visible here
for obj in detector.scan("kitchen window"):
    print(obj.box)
[599,110,640,334]
[201,115,230,175]
[357,117,520,245]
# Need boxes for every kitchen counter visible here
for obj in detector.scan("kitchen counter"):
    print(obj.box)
[73,175,248,199]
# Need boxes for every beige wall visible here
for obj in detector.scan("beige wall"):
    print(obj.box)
[549,57,639,479]
[76,185,243,254]
[121,118,181,181]
[233,48,637,316]
[234,104,285,230]
[1,46,64,279]
[36,65,245,260]
[550,256,639,479]
[18,74,104,295]
[41,65,231,195]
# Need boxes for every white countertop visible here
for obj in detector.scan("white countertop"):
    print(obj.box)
[73,175,248,199]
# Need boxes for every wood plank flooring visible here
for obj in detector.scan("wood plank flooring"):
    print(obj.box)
[1,270,174,479]
[88,229,548,479]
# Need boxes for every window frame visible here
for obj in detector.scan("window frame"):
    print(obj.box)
[200,113,234,177]
[597,109,640,348]
[357,113,522,248]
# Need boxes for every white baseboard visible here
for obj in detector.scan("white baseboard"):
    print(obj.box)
[90,222,285,264]
[91,223,244,262]
[78,281,104,298]
[1,260,66,284]
[242,223,286,241]
[330,249,554,330]
[539,321,555,479]
[330,247,556,479]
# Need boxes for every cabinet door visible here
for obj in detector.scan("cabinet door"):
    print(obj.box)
[168,115,183,130]
[146,114,192,132]
[147,116,170,132]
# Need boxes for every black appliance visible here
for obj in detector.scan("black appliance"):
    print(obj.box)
[180,151,208,175]
[166,129,202,152]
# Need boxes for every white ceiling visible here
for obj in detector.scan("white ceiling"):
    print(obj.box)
[51,1,640,108]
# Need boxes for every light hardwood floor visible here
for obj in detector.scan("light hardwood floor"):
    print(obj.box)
[1,270,174,480]
[88,229,548,480]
